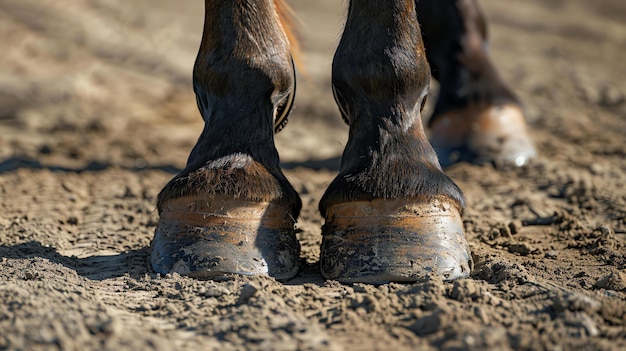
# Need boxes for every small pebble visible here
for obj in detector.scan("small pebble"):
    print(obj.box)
[499,226,512,238]
[67,216,79,225]
[589,163,604,175]
[508,220,523,235]
[544,251,558,259]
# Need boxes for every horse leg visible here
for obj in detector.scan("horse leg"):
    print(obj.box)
[151,0,301,280]
[320,0,472,283]
[417,0,537,167]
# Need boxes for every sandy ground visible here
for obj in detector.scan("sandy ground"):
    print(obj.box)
[1,0,625,350]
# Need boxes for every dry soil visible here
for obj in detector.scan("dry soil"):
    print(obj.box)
[0,0,625,350]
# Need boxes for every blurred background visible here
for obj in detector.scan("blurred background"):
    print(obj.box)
[0,0,624,173]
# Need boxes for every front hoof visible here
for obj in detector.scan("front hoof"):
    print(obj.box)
[430,104,537,168]
[151,195,300,280]
[320,197,472,284]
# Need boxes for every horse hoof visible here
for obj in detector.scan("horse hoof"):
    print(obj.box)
[430,104,537,168]
[320,197,472,284]
[151,195,300,280]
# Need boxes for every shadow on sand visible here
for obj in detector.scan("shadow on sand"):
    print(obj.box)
[0,155,342,174]
[0,241,151,281]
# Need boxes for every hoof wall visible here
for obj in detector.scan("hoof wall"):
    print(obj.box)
[151,196,300,280]
[320,197,472,284]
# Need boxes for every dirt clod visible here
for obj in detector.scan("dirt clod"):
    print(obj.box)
[507,242,535,256]
[237,282,260,305]
[595,270,626,292]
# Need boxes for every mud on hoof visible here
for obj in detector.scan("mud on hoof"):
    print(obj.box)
[320,197,472,284]
[430,103,537,168]
[151,195,300,280]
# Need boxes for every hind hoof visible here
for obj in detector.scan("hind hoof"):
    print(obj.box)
[151,195,300,280]
[430,104,537,168]
[320,197,472,284]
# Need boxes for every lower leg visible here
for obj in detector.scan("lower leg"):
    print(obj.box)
[320,0,472,283]
[151,0,300,279]
[417,0,536,167]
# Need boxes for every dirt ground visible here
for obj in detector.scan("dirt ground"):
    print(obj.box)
[1,0,625,350]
